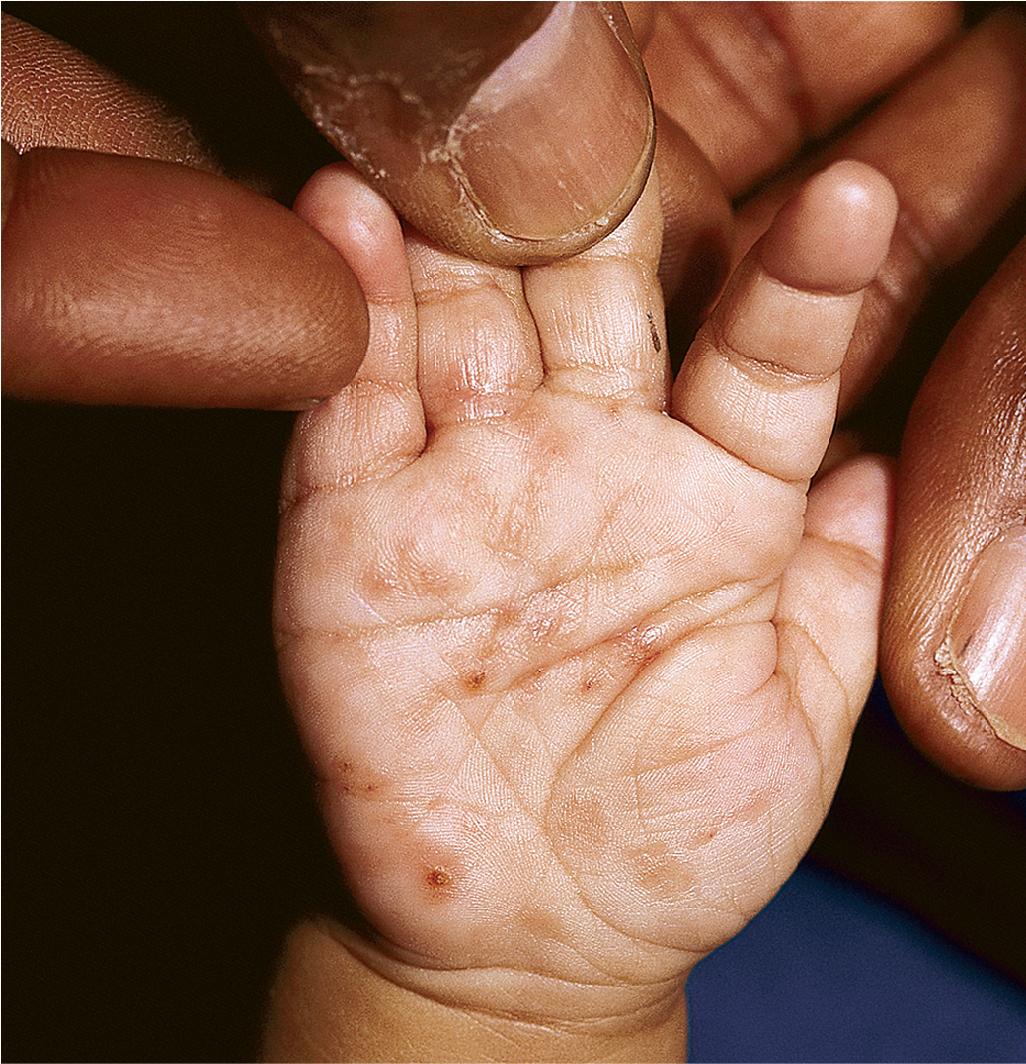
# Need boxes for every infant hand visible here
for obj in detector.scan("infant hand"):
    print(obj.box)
[274,162,897,1028]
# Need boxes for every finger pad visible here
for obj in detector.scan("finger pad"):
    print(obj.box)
[805,455,896,567]
[294,163,409,306]
[761,161,898,294]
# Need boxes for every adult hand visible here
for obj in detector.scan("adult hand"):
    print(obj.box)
[634,3,1026,788]
[0,4,668,406]
[4,4,1023,788]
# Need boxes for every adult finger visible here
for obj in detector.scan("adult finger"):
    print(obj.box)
[735,11,1026,413]
[2,146,368,408]
[652,106,733,324]
[243,2,656,266]
[1,13,215,169]
[881,239,1026,790]
[643,1,960,196]
[2,17,370,408]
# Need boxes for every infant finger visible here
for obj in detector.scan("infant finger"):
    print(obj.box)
[672,161,897,482]
[406,231,543,433]
[281,164,424,512]
[524,175,669,411]
[734,10,1026,415]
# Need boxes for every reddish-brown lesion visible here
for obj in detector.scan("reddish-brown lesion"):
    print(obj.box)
[358,535,469,603]
[323,756,393,801]
[425,866,451,889]
[548,791,611,858]
[419,857,466,903]
[462,670,487,693]
[333,759,355,795]
[516,905,564,941]
[628,842,694,899]
[614,625,663,671]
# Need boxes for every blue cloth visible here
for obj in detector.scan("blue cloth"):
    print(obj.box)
[687,861,1026,1062]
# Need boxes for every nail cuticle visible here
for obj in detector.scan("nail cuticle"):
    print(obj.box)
[937,522,1026,750]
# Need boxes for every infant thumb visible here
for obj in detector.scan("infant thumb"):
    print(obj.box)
[775,455,895,777]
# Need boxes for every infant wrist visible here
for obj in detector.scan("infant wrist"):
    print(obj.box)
[264,916,688,1062]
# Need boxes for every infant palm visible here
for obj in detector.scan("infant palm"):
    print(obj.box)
[276,163,897,1013]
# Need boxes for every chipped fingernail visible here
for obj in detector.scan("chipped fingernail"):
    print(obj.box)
[941,524,1026,749]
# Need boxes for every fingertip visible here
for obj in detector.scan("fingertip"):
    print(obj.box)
[760,160,898,294]
[294,163,409,307]
[822,158,900,222]
[452,2,653,248]
[2,149,372,408]
[252,3,654,266]
[806,454,896,568]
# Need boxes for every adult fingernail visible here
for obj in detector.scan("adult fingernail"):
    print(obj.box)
[452,2,653,241]
[944,525,1026,749]
[246,2,654,261]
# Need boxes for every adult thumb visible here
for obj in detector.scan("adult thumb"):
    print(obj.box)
[244,2,656,265]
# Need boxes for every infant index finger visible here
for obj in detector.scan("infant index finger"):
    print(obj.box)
[672,161,898,482]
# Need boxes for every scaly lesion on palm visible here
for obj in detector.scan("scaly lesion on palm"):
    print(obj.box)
[275,164,896,1003]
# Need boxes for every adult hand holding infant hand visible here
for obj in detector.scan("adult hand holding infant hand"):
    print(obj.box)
[5,2,1022,789]
[4,5,1025,1061]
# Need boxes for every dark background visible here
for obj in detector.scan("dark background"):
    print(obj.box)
[4,4,1026,1061]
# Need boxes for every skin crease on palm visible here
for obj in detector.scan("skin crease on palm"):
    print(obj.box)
[273,159,898,1036]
